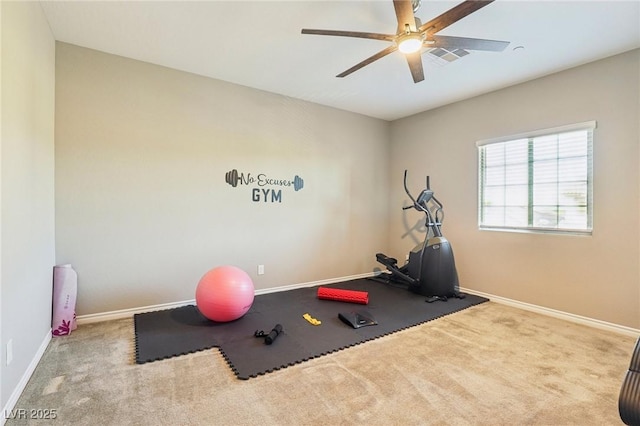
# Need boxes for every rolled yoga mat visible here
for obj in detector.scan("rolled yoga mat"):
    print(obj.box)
[317,286,369,304]
[52,264,78,336]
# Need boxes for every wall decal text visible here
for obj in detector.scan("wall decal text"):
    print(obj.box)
[225,169,304,203]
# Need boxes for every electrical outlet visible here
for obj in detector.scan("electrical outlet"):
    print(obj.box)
[6,339,13,366]
[258,265,265,275]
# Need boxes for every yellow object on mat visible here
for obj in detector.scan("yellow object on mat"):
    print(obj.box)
[303,313,321,325]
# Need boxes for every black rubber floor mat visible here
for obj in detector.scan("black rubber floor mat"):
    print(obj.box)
[134,279,488,379]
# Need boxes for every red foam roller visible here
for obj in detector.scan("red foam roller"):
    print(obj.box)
[317,287,369,304]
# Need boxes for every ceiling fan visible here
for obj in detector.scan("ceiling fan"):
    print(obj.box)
[301,0,509,83]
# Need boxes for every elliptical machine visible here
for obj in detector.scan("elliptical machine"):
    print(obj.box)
[375,170,464,302]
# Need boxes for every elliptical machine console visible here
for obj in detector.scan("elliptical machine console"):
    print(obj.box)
[375,170,464,302]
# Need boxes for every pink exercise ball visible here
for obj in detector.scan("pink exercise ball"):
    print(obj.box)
[195,265,255,322]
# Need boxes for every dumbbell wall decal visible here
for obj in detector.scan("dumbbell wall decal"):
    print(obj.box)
[225,169,304,203]
[225,169,305,191]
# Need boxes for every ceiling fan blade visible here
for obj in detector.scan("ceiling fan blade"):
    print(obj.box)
[336,45,398,78]
[430,35,509,51]
[393,0,418,32]
[301,29,395,41]
[405,51,425,83]
[418,0,495,35]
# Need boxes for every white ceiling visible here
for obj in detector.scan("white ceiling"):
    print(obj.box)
[40,0,640,121]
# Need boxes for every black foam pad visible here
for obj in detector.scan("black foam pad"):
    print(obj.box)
[134,279,488,379]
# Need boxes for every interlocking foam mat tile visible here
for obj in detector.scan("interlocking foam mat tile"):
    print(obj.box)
[134,279,488,379]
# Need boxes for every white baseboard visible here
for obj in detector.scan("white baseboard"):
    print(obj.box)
[77,272,376,325]
[75,275,639,338]
[1,329,51,426]
[461,287,640,337]
[254,272,375,295]
[76,299,196,325]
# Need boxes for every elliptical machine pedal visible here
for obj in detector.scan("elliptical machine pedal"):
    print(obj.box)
[425,292,466,303]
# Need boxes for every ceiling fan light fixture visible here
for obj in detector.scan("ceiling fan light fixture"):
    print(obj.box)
[397,33,423,54]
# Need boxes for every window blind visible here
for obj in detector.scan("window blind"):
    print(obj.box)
[477,121,595,234]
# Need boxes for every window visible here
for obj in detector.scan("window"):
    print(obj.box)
[477,121,595,234]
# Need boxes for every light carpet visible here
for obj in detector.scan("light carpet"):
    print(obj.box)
[6,301,636,425]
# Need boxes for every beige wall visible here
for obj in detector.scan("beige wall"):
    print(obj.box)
[54,42,640,328]
[390,49,640,328]
[1,1,56,410]
[55,43,390,316]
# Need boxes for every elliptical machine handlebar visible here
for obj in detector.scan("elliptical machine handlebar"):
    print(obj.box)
[403,170,430,214]
[403,170,443,237]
